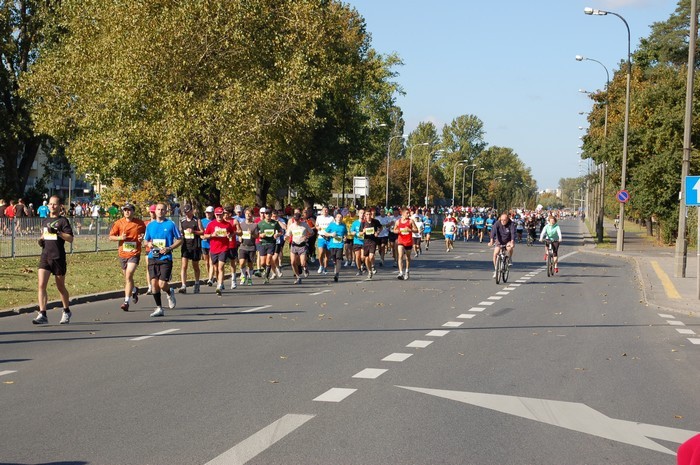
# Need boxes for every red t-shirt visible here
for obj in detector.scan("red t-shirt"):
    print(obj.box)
[396,218,414,247]
[205,220,235,255]
[227,219,239,249]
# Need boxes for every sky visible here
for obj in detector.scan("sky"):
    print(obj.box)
[345,0,679,190]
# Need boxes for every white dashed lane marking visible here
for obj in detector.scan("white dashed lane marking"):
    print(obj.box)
[478,301,495,306]
[0,370,17,377]
[426,330,450,337]
[382,353,413,362]
[242,305,272,313]
[130,328,180,341]
[309,290,332,296]
[353,368,388,379]
[487,296,502,301]
[313,388,357,402]
[442,321,463,328]
[469,307,485,312]
[407,340,433,348]
[496,291,510,295]
[457,314,476,319]
[658,314,674,318]
[688,339,700,345]
[677,329,696,335]
[667,320,685,326]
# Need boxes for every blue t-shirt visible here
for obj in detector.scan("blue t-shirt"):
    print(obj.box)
[486,218,495,231]
[201,218,212,249]
[475,217,485,229]
[144,219,181,260]
[350,219,364,246]
[324,222,348,249]
[37,205,49,218]
[423,216,432,232]
[276,218,287,245]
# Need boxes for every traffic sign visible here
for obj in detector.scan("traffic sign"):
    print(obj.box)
[685,176,700,206]
[616,190,630,203]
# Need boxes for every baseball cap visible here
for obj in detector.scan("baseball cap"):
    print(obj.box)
[149,204,157,213]
[122,203,135,211]
[259,207,267,213]
[205,206,214,213]
[349,206,356,212]
[234,204,242,212]
[214,207,224,214]
[183,204,192,213]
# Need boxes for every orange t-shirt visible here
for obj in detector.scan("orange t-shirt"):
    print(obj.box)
[110,218,146,258]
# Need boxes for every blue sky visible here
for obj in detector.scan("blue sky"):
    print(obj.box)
[345,0,679,190]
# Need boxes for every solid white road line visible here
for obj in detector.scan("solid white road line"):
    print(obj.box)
[309,290,332,296]
[353,368,388,379]
[0,370,17,377]
[313,388,357,402]
[203,413,314,465]
[406,340,433,348]
[242,305,272,313]
[130,328,180,341]
[382,353,413,362]
[426,330,450,337]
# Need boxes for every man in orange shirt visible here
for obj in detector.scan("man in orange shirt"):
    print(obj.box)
[109,203,146,311]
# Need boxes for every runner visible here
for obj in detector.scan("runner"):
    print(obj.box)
[314,206,334,274]
[257,208,283,283]
[422,210,433,250]
[202,207,236,296]
[271,209,286,278]
[342,206,358,267]
[349,208,365,276]
[461,212,471,242]
[324,212,348,282]
[388,208,401,267]
[178,205,203,294]
[145,204,157,294]
[303,208,317,268]
[238,208,260,286]
[201,206,215,285]
[223,206,242,289]
[377,208,393,266]
[33,195,74,325]
[412,213,424,257]
[474,213,486,243]
[108,203,146,311]
[286,211,313,284]
[361,209,382,280]
[144,202,182,317]
[442,212,457,252]
[394,208,418,280]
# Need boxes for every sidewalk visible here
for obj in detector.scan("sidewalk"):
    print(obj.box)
[581,218,699,316]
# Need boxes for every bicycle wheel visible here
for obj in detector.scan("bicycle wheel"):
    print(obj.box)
[495,255,502,284]
[502,256,510,283]
[546,252,553,277]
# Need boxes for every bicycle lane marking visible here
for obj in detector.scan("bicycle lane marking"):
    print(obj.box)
[650,261,681,300]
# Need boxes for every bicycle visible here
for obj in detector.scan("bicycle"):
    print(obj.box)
[544,239,555,277]
[526,230,535,247]
[494,243,510,284]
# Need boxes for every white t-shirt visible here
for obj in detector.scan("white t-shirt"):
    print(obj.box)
[91,205,100,218]
[378,215,392,237]
[315,214,333,237]
[413,220,424,238]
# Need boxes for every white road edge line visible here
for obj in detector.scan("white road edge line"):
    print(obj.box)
[242,305,272,313]
[129,328,180,341]
[203,413,315,465]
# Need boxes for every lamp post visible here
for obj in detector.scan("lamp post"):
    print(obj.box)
[460,164,475,206]
[385,134,407,208]
[425,149,444,210]
[408,142,429,207]
[584,6,631,252]
[576,54,609,243]
[470,166,484,209]
[451,160,470,207]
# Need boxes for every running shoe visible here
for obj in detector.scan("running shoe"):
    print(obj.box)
[193,283,200,294]
[318,265,323,274]
[32,313,48,325]
[167,288,176,309]
[207,279,213,287]
[60,310,72,324]
[323,267,328,275]
[294,277,301,285]
[132,288,139,304]
[240,274,246,285]
[231,278,237,289]
[404,271,410,280]
[178,286,187,294]
[366,271,373,280]
[264,275,270,284]
[150,307,164,317]
[216,287,222,296]
[146,287,153,295]
[492,271,497,278]
[303,268,309,278]
[333,273,339,282]
[397,271,403,280]
[355,271,362,276]
[121,302,130,312]
[555,267,559,273]
[276,269,283,278]
[246,277,252,286]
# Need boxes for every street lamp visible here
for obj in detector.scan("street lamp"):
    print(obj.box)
[451,160,470,207]
[469,166,484,209]
[408,142,429,207]
[425,149,445,210]
[460,164,475,206]
[385,134,407,208]
[576,54,610,243]
[584,6,632,252]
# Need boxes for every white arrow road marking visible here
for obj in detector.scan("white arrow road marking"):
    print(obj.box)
[204,413,314,465]
[396,386,698,456]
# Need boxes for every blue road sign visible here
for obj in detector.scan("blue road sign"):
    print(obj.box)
[616,190,630,203]
[685,176,700,206]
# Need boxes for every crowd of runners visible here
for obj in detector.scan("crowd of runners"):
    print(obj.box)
[29,195,563,324]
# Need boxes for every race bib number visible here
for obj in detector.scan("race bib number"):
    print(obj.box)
[152,239,166,249]
[214,227,227,237]
[242,231,252,240]
[264,229,274,237]
[184,232,195,240]
[445,224,455,233]
[400,227,410,235]
[292,229,303,239]
[43,228,57,241]
[122,241,137,252]
[332,236,343,243]
[364,227,375,235]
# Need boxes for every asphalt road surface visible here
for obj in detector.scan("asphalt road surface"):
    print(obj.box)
[1,220,698,465]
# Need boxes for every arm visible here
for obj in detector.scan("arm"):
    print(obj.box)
[539,226,547,242]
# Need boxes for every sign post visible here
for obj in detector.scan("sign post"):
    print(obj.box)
[353,177,369,207]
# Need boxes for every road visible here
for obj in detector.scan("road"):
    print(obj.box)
[1,220,698,465]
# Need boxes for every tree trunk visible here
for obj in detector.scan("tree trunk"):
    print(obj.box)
[646,216,653,236]
[255,172,271,207]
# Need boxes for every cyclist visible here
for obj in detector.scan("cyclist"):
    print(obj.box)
[525,215,537,244]
[488,213,516,279]
[539,215,563,273]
